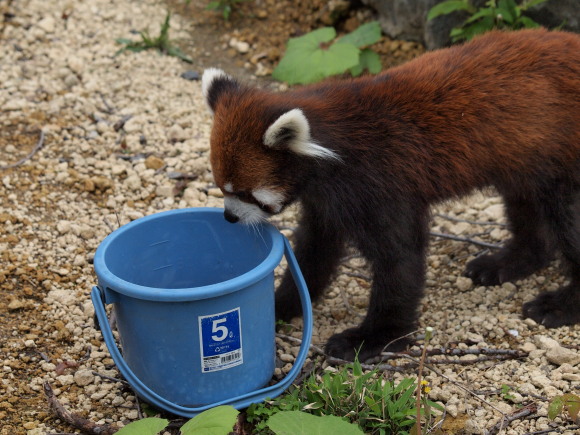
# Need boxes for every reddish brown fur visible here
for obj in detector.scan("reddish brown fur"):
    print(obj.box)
[206,29,580,360]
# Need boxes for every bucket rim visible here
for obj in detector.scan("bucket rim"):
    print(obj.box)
[94,207,283,302]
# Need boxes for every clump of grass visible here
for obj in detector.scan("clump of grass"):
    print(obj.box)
[115,12,192,63]
[246,356,442,434]
[205,0,252,21]
[427,0,548,42]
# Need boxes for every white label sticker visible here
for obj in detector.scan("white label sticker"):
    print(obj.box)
[198,307,243,372]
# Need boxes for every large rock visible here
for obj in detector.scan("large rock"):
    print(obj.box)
[360,0,580,49]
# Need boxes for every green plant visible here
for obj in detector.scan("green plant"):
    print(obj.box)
[548,393,580,423]
[427,0,548,42]
[267,411,363,434]
[114,405,239,435]
[246,357,442,434]
[206,0,252,20]
[272,21,382,85]
[500,384,517,403]
[115,12,192,63]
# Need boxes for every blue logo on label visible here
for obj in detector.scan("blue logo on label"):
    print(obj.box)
[199,308,242,372]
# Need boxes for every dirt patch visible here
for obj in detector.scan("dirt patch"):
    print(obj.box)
[167,0,424,83]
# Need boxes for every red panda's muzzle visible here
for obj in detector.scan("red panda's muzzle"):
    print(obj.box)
[224,209,240,224]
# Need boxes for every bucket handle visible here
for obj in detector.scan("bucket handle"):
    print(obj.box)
[91,236,313,418]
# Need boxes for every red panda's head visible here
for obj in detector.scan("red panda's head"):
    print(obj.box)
[202,68,340,225]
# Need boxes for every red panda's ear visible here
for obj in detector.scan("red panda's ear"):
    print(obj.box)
[263,109,341,161]
[201,68,239,115]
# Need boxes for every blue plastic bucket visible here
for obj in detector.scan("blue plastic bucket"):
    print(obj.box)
[91,208,312,417]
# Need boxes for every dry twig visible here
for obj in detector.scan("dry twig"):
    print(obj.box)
[276,333,326,356]
[43,382,119,435]
[430,231,501,249]
[435,213,507,227]
[0,129,45,169]
[339,286,365,318]
[485,403,538,435]
[92,371,129,385]
[404,355,510,422]
[382,347,527,360]
[415,328,432,435]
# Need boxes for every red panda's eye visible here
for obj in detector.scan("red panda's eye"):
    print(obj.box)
[234,191,249,199]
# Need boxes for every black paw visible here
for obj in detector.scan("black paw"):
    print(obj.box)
[522,285,580,328]
[464,250,549,286]
[464,254,504,286]
[325,327,411,362]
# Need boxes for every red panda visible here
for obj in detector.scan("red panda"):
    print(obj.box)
[202,29,580,361]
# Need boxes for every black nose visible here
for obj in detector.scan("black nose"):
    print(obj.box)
[224,210,239,223]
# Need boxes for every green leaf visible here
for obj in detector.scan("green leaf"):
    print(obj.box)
[394,385,415,411]
[427,0,475,21]
[139,30,154,46]
[166,45,193,63]
[548,396,564,420]
[459,16,495,40]
[521,0,549,10]
[562,393,580,420]
[205,1,221,10]
[498,0,517,22]
[223,4,232,20]
[517,16,541,28]
[496,4,515,23]
[426,399,445,411]
[358,49,382,75]
[267,411,364,435]
[115,418,169,435]
[337,21,381,48]
[450,26,467,42]
[352,359,363,377]
[115,38,135,45]
[464,7,495,24]
[272,27,360,84]
[180,405,239,435]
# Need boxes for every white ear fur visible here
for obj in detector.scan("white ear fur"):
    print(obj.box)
[263,109,340,160]
[201,68,232,115]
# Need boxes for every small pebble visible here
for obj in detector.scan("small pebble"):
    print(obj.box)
[180,70,201,81]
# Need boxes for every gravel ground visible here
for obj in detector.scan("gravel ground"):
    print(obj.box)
[1,0,579,434]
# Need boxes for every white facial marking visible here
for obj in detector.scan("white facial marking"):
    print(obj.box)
[224,196,267,225]
[224,182,234,193]
[263,108,341,161]
[253,188,284,213]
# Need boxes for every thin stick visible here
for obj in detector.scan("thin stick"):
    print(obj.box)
[276,333,326,356]
[1,129,45,169]
[395,354,510,420]
[379,329,422,357]
[326,356,407,372]
[415,342,428,434]
[430,231,501,249]
[103,217,116,232]
[339,286,365,318]
[92,371,129,385]
[43,382,119,435]
[98,92,116,114]
[344,272,371,282]
[435,213,507,227]
[382,347,527,359]
[524,425,580,435]
[485,403,538,435]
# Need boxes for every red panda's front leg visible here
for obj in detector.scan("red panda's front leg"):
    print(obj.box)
[275,210,346,322]
[325,203,431,361]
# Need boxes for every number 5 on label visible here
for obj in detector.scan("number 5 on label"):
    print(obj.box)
[212,318,228,341]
